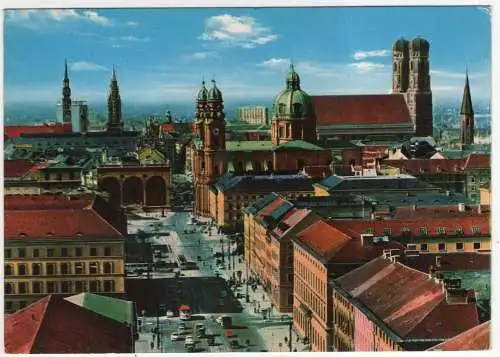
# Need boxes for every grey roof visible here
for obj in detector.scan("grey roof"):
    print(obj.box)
[316,174,437,192]
[245,193,279,214]
[361,192,472,207]
[214,172,318,193]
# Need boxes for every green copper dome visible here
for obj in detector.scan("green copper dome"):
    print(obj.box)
[272,64,314,120]
[207,80,223,101]
[410,37,429,54]
[197,80,208,101]
[392,37,409,52]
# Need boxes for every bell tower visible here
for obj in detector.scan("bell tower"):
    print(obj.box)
[405,37,433,137]
[107,66,123,133]
[392,37,409,93]
[62,59,72,124]
[460,71,474,147]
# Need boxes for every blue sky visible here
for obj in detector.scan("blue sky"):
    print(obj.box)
[4,6,492,107]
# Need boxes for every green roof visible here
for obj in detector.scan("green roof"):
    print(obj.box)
[274,140,324,151]
[65,293,134,326]
[226,140,275,152]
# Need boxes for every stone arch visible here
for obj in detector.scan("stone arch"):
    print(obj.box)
[123,176,143,205]
[99,177,121,206]
[145,176,166,206]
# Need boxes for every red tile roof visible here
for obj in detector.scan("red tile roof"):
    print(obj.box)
[5,295,132,353]
[161,123,175,133]
[295,220,351,258]
[332,215,490,239]
[4,159,35,178]
[335,257,479,339]
[256,196,287,219]
[4,194,123,239]
[272,208,313,238]
[393,205,488,219]
[384,153,490,174]
[428,321,490,351]
[312,94,412,126]
[4,123,71,138]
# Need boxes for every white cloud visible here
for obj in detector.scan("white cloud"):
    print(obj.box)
[185,52,216,60]
[258,58,289,68]
[349,61,386,71]
[120,36,150,42]
[353,49,391,60]
[70,61,108,71]
[5,9,111,27]
[200,14,278,48]
[112,44,125,48]
[126,21,138,27]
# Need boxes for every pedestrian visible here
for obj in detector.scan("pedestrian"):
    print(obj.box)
[262,294,265,302]
[150,341,154,350]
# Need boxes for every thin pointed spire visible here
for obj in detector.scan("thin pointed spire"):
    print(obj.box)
[112,65,116,80]
[64,58,68,79]
[460,69,474,116]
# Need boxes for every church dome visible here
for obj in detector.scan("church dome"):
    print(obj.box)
[410,37,429,54]
[392,37,409,52]
[197,81,208,101]
[207,80,223,101]
[272,65,314,120]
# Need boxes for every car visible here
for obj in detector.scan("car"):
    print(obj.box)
[170,332,182,341]
[185,335,194,345]
[166,310,175,318]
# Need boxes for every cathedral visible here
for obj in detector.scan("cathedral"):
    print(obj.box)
[192,66,333,217]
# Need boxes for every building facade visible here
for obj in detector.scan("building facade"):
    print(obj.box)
[4,194,126,313]
[238,106,269,125]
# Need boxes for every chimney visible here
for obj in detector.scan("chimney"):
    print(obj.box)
[435,256,442,268]
[477,204,482,214]
[458,203,466,212]
[428,264,436,279]
[412,204,417,211]
[445,288,470,304]
[446,190,451,196]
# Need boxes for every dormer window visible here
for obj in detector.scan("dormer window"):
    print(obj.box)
[293,103,303,114]
[278,103,286,114]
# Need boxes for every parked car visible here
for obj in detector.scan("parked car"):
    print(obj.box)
[170,332,182,341]
[166,310,175,318]
[184,335,194,345]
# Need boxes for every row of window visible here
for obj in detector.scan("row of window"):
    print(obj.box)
[409,241,482,252]
[295,251,327,298]
[5,246,116,259]
[295,277,327,322]
[293,308,328,351]
[42,172,80,181]
[5,279,116,295]
[365,225,482,236]
[4,262,116,276]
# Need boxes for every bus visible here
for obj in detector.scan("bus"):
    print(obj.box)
[179,304,192,321]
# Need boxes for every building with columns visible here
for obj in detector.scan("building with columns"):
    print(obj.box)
[192,67,333,218]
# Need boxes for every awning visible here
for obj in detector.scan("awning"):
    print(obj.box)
[179,304,191,311]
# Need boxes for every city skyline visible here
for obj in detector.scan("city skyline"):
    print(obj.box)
[4,6,492,107]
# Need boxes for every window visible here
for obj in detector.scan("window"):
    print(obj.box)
[287,273,294,282]
[103,280,115,292]
[287,293,294,305]
[104,247,112,256]
[5,283,14,295]
[90,247,97,256]
[438,243,446,252]
[18,264,27,275]
[287,255,293,264]
[473,242,481,250]
[32,282,42,294]
[47,282,57,293]
[44,173,50,181]
[61,281,72,293]
[61,248,68,257]
[90,262,99,274]
[18,282,27,294]
[75,247,83,257]
[60,263,70,275]
[46,263,56,275]
[472,226,481,234]
[32,263,42,275]
[5,249,11,258]
[75,281,86,292]
[279,125,285,138]
[455,226,464,235]
[56,173,63,181]
[436,227,446,235]
[278,103,286,114]
[383,228,392,236]
[47,248,55,257]
[104,262,113,274]
[75,262,85,274]
[5,264,13,275]
[366,228,374,234]
[32,249,39,258]
[293,103,303,113]
[456,242,464,251]
[420,243,428,252]
[407,244,417,251]
[400,226,411,234]
[419,227,428,236]
[18,248,26,258]
[90,281,100,292]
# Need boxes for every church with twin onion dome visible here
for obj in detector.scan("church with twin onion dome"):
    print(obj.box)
[192,65,332,217]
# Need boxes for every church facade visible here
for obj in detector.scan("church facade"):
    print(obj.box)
[193,66,332,217]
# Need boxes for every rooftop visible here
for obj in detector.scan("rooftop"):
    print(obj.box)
[4,159,35,179]
[214,172,317,193]
[4,295,132,354]
[428,321,490,351]
[315,174,437,192]
[334,256,480,340]
[4,194,123,240]
[312,94,412,127]
[226,139,325,152]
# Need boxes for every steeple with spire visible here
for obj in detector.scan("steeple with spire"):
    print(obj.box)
[107,66,123,133]
[62,59,72,124]
[460,69,474,147]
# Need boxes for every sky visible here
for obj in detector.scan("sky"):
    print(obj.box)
[3,6,492,109]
